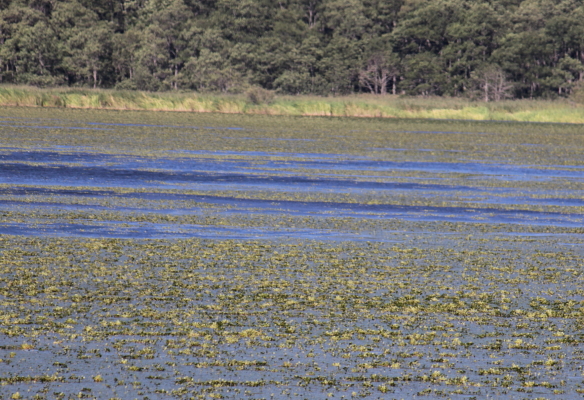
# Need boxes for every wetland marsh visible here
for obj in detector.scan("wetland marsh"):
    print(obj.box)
[0,107,583,399]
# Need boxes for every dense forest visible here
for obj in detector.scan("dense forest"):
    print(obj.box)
[1,0,583,100]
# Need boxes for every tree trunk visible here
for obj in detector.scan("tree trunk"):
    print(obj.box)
[93,68,98,89]
[174,65,178,90]
[307,1,317,28]
[380,71,387,95]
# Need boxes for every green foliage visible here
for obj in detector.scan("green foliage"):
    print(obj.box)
[570,81,584,104]
[245,86,275,105]
[0,0,583,99]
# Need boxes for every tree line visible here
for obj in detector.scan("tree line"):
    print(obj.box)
[1,0,583,100]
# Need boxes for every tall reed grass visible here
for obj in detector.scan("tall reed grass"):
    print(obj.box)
[1,85,583,123]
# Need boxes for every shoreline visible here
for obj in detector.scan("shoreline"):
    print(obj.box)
[1,85,584,124]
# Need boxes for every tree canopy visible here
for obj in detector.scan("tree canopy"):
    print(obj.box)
[1,0,583,99]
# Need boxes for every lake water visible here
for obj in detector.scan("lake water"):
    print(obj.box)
[0,107,583,399]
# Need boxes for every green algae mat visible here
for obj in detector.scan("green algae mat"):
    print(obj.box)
[0,107,583,399]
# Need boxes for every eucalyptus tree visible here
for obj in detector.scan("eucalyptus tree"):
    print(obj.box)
[358,34,401,94]
[391,0,460,94]
[182,30,243,92]
[112,28,141,86]
[273,33,324,94]
[0,3,62,85]
[363,0,404,34]
[50,0,115,87]
[316,0,372,94]
[441,1,509,96]
[470,64,513,101]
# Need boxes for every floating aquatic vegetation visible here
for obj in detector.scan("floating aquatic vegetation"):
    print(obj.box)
[0,107,583,399]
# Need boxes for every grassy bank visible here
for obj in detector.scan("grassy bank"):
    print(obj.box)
[1,85,584,123]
